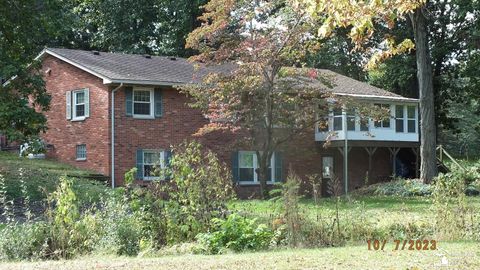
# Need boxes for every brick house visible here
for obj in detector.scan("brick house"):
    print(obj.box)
[36,48,420,197]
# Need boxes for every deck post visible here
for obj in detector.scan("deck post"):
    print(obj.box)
[388,147,400,177]
[364,147,377,184]
[411,147,420,178]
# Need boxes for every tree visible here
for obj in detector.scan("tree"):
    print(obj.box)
[182,0,335,198]
[0,0,69,141]
[71,0,208,56]
[410,7,437,183]
[300,0,438,183]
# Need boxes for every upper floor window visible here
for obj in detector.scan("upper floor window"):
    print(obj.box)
[66,88,89,121]
[407,106,416,133]
[133,88,154,118]
[346,109,356,131]
[333,108,343,131]
[374,104,391,128]
[395,105,417,133]
[395,105,405,132]
[73,90,86,119]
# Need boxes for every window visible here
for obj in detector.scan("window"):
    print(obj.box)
[395,105,404,132]
[74,91,85,118]
[407,106,416,133]
[143,150,165,180]
[239,151,255,182]
[133,88,154,118]
[333,108,343,131]
[317,113,329,132]
[374,104,391,128]
[67,88,89,121]
[360,115,369,131]
[238,151,275,183]
[346,109,356,131]
[76,144,86,160]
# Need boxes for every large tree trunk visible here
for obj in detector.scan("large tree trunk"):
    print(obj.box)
[411,7,438,183]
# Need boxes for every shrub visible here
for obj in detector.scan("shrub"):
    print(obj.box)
[270,170,303,247]
[157,141,234,244]
[95,195,144,256]
[196,214,273,254]
[432,173,479,240]
[355,178,432,197]
[46,176,100,259]
[0,222,49,260]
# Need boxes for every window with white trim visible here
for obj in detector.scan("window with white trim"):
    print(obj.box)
[346,109,356,131]
[238,151,275,183]
[76,144,86,160]
[333,108,343,131]
[374,104,391,128]
[143,150,165,180]
[133,88,154,118]
[407,106,416,133]
[69,88,89,121]
[395,105,405,132]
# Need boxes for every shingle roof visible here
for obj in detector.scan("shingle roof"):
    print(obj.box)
[42,48,231,85]
[313,69,417,102]
[40,48,417,102]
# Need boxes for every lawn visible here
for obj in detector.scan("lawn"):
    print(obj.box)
[230,195,480,245]
[2,241,478,270]
[0,151,108,204]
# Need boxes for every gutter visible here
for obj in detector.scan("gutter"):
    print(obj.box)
[111,83,124,188]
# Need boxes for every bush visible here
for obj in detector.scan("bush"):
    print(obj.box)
[95,195,144,256]
[46,176,101,259]
[432,172,480,240]
[157,141,234,244]
[355,178,432,197]
[0,222,49,260]
[196,214,273,254]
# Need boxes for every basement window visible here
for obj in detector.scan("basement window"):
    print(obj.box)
[76,144,86,161]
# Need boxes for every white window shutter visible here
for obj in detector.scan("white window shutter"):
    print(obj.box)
[66,91,72,120]
[84,88,90,117]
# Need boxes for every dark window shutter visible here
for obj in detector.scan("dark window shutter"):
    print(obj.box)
[136,149,143,180]
[125,87,133,116]
[231,151,239,182]
[154,88,163,117]
[275,152,283,182]
[164,150,172,180]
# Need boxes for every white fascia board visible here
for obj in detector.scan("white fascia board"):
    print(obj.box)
[334,93,419,103]
[107,79,186,86]
[39,49,112,83]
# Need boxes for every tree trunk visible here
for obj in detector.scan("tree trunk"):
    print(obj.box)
[256,151,271,199]
[411,7,438,183]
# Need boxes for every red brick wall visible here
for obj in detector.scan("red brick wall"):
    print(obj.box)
[112,87,238,185]
[40,56,111,175]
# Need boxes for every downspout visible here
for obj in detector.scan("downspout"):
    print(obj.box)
[343,107,348,195]
[111,83,124,188]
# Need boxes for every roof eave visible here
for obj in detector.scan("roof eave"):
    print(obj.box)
[107,79,188,87]
[38,48,113,84]
[334,93,419,103]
